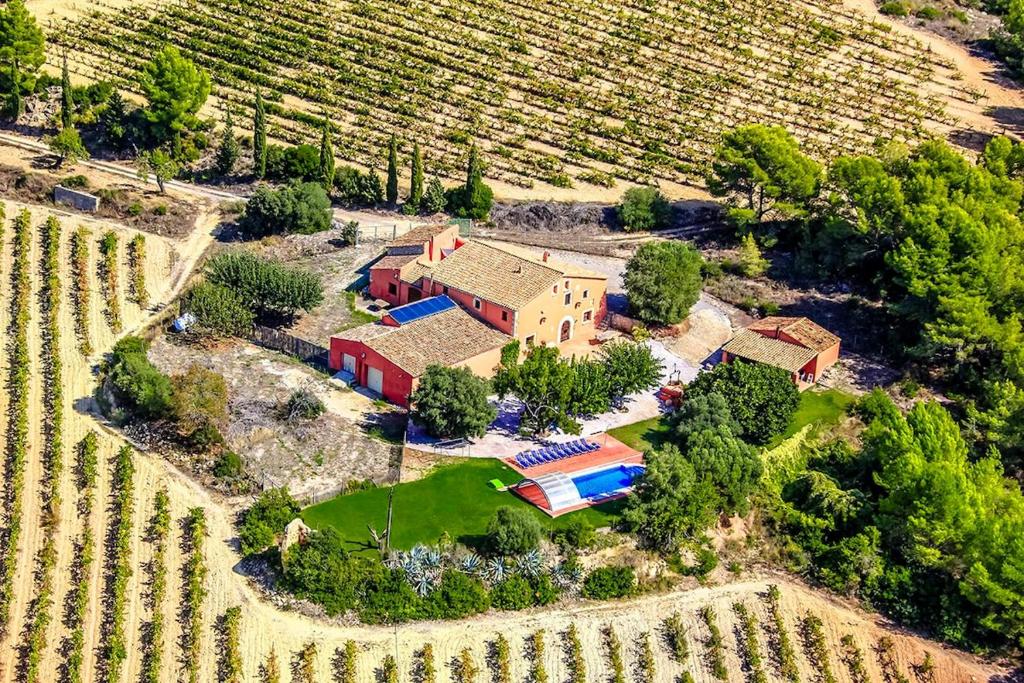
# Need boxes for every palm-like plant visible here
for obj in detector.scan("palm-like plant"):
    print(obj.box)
[485,557,508,583]
[514,549,544,578]
[457,552,482,575]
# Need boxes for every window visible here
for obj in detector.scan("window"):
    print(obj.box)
[442,285,449,295]
[563,292,571,306]
[552,284,558,294]
[583,289,590,299]
[473,298,481,310]
[501,311,508,322]
[583,310,593,322]
[525,335,536,347]
[564,280,570,289]
[387,283,398,296]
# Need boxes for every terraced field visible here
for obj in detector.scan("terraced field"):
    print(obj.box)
[45,0,981,195]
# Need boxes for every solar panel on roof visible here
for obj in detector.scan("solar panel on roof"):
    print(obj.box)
[388,295,456,325]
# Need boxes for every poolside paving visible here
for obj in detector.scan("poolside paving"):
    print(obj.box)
[503,433,642,478]
[405,339,698,459]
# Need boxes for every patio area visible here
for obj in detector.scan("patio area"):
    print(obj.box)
[404,340,700,459]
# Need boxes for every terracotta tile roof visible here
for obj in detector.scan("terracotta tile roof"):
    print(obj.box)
[722,329,818,373]
[475,240,607,280]
[399,261,433,285]
[747,317,840,352]
[333,306,510,376]
[411,240,607,310]
[389,223,453,247]
[370,254,418,270]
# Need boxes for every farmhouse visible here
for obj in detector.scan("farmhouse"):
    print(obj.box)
[369,227,609,348]
[337,230,610,405]
[721,316,840,390]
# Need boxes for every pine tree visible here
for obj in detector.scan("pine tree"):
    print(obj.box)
[252,90,267,179]
[101,90,127,148]
[409,142,424,209]
[738,232,769,277]
[6,62,22,120]
[423,176,446,214]
[318,120,335,190]
[60,54,73,129]
[215,110,239,176]
[386,134,399,204]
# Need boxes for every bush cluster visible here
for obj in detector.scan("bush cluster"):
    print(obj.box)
[582,566,635,600]
[239,182,332,239]
[206,251,323,319]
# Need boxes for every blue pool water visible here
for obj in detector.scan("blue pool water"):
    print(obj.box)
[572,465,645,499]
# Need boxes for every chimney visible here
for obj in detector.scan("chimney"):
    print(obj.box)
[542,251,550,262]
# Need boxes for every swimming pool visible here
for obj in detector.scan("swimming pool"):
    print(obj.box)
[571,464,645,499]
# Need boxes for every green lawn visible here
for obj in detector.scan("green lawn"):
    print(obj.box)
[302,458,623,554]
[772,388,855,446]
[609,388,855,452]
[607,416,673,453]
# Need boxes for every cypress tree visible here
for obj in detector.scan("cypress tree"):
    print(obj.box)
[318,120,335,190]
[60,54,73,129]
[253,90,267,179]
[386,134,399,204]
[465,144,483,193]
[215,110,239,176]
[409,142,424,209]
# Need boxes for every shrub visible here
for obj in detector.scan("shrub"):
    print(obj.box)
[582,566,635,599]
[266,143,319,181]
[424,570,489,619]
[213,451,244,479]
[239,182,332,238]
[410,365,496,439]
[103,336,172,419]
[170,364,228,446]
[281,528,367,615]
[183,282,255,337]
[550,517,596,551]
[283,388,325,421]
[879,1,909,15]
[238,487,300,555]
[485,506,543,555]
[624,241,703,325]
[334,165,384,206]
[206,252,323,318]
[490,575,533,611]
[617,186,672,232]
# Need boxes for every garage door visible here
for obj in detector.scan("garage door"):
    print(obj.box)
[342,353,356,374]
[366,366,384,395]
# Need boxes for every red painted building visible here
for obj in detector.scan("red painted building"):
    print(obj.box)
[329,297,510,407]
[721,317,841,390]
